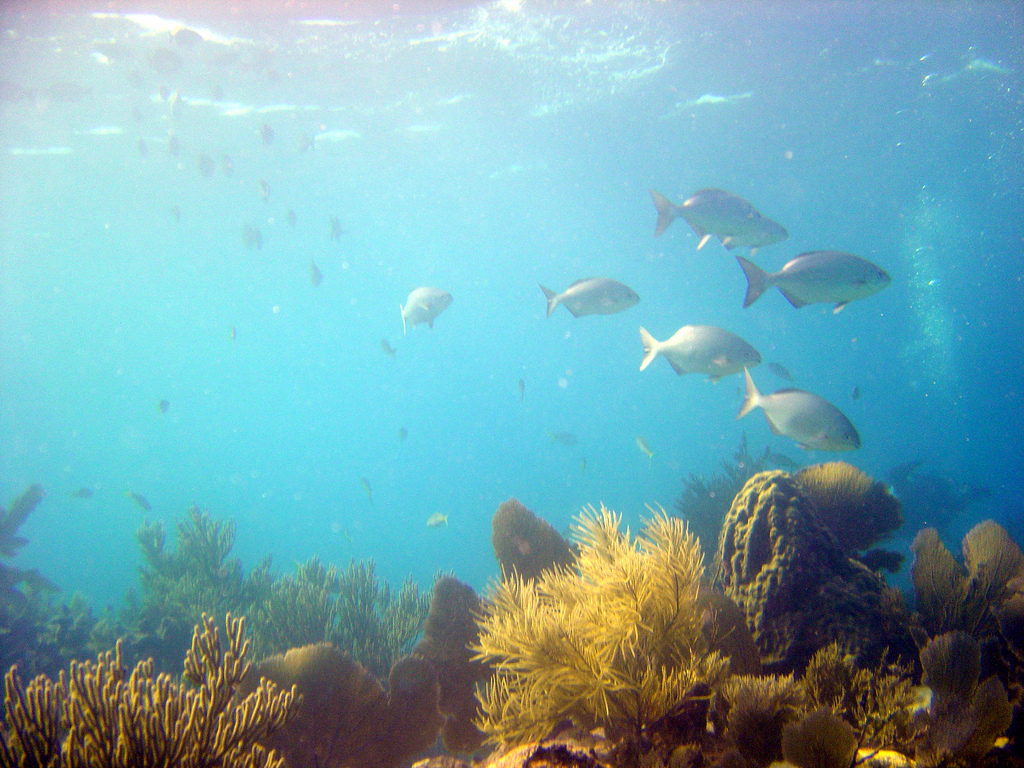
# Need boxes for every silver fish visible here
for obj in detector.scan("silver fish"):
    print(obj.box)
[639,325,761,381]
[401,287,452,335]
[650,188,787,254]
[736,251,891,313]
[539,278,639,318]
[738,368,860,451]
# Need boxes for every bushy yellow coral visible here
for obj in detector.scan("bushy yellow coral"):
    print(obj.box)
[474,505,727,749]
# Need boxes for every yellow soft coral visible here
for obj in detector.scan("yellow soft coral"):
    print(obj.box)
[474,504,727,750]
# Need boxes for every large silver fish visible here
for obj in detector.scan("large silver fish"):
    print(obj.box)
[738,368,860,451]
[639,325,760,381]
[650,188,788,254]
[401,287,452,335]
[540,278,639,318]
[736,251,891,313]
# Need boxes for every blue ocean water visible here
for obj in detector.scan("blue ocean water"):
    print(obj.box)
[1,0,1021,606]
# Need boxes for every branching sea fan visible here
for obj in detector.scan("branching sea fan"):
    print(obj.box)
[473,504,727,749]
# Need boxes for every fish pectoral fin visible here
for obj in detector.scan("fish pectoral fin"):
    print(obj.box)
[832,301,848,314]
[696,233,713,250]
[778,288,808,308]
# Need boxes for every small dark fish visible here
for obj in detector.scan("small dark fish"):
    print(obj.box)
[286,209,297,227]
[259,179,270,201]
[549,430,577,446]
[260,123,274,145]
[330,216,343,240]
[851,386,861,400]
[767,362,793,382]
[197,154,215,178]
[230,325,237,341]
[149,47,183,76]
[221,154,234,176]
[398,427,408,441]
[241,225,262,250]
[158,399,170,414]
[137,137,148,157]
[361,477,373,505]
[167,134,180,157]
[71,487,94,499]
[172,27,204,48]
[125,490,152,511]
[380,338,397,357]
[309,259,323,287]
[518,378,525,402]
[170,205,181,223]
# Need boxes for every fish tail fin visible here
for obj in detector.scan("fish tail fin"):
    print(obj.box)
[539,284,559,318]
[639,326,660,371]
[736,255,769,308]
[400,304,407,336]
[737,367,761,419]
[650,190,677,237]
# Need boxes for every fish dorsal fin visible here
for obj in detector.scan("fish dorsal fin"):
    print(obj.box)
[773,387,808,395]
[778,287,808,308]
[568,277,598,288]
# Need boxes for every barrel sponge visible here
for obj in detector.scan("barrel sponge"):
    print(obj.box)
[491,498,576,581]
[794,461,902,554]
[716,471,915,672]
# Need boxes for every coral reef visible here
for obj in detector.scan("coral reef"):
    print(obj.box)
[715,471,916,672]
[0,613,298,767]
[718,673,803,766]
[414,575,490,755]
[674,435,796,564]
[243,642,443,768]
[911,520,1024,639]
[0,485,100,680]
[124,507,273,672]
[914,631,1013,766]
[491,498,575,581]
[780,708,857,768]
[794,461,902,556]
[800,642,920,756]
[252,556,341,658]
[474,504,728,759]
[887,460,990,536]
[329,559,430,679]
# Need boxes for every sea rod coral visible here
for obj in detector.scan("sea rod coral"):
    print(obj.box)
[0,613,298,768]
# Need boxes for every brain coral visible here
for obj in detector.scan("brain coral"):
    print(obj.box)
[715,471,915,672]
